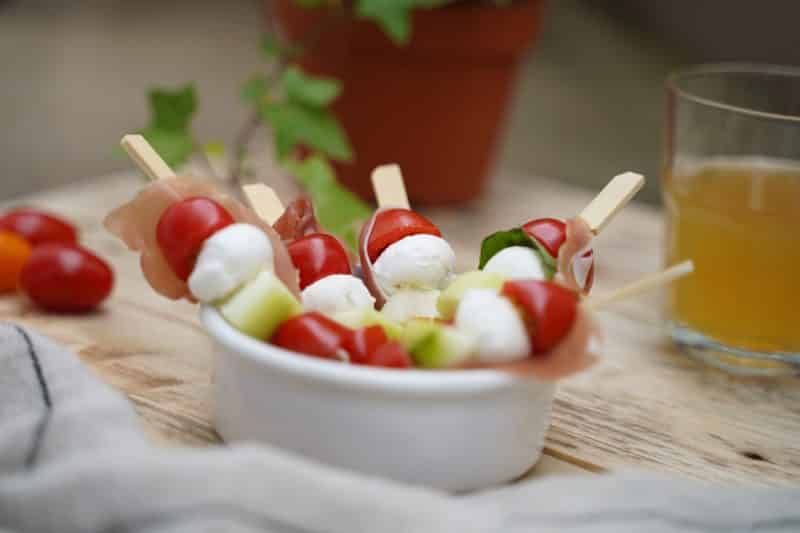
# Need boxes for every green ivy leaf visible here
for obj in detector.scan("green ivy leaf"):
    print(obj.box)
[478,228,556,278]
[285,155,371,250]
[283,66,342,108]
[138,127,195,169]
[261,34,281,58]
[355,0,412,44]
[292,0,327,8]
[261,101,353,162]
[241,75,268,103]
[148,84,197,131]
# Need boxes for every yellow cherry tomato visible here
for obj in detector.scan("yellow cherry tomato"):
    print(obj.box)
[0,230,33,292]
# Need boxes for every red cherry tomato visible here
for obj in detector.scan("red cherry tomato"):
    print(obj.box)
[0,208,78,246]
[287,233,351,290]
[501,280,578,354]
[366,208,442,263]
[156,197,234,281]
[20,243,113,313]
[342,325,388,365]
[522,218,566,260]
[365,341,412,369]
[271,312,352,360]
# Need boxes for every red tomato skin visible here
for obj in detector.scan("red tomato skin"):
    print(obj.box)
[271,312,352,360]
[155,197,234,281]
[0,208,78,246]
[501,280,578,354]
[19,243,113,313]
[366,209,442,263]
[342,325,388,365]
[287,233,351,290]
[522,218,566,260]
[366,341,413,369]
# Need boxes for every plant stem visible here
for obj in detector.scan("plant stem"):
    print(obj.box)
[227,5,350,189]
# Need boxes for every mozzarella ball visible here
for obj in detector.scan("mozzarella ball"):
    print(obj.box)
[301,274,375,316]
[189,223,273,303]
[454,289,531,363]
[381,289,441,323]
[483,246,546,281]
[372,234,455,295]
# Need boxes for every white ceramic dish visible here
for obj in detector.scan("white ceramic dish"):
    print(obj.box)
[201,305,556,491]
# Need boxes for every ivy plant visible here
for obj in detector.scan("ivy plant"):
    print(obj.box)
[127,0,450,249]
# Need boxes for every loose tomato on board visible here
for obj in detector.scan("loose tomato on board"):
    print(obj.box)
[19,243,113,313]
[271,312,352,360]
[156,197,234,281]
[0,208,78,246]
[287,233,351,290]
[366,208,442,262]
[0,231,32,292]
[501,280,578,354]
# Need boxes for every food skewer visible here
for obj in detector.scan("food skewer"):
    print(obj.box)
[120,134,176,181]
[242,184,286,226]
[371,164,410,209]
[585,260,694,311]
[576,171,645,235]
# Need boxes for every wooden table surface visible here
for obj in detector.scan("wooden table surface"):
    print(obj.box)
[2,169,798,486]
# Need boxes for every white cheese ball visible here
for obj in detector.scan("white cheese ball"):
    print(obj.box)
[301,274,375,316]
[483,246,546,281]
[189,223,273,303]
[381,288,441,322]
[372,234,455,295]
[454,289,531,363]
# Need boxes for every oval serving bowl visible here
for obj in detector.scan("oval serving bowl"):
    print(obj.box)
[201,305,556,491]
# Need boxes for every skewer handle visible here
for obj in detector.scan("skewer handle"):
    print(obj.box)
[585,260,694,311]
[578,171,645,234]
[120,134,176,181]
[242,183,285,226]
[371,164,410,209]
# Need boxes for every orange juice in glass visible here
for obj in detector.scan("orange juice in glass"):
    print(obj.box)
[663,65,800,375]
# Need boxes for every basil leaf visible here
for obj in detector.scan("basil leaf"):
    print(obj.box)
[478,228,555,279]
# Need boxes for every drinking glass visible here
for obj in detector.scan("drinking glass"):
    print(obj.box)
[663,64,800,376]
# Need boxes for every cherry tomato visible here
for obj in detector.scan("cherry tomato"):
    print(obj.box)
[522,218,566,260]
[366,208,442,262]
[365,341,412,369]
[271,312,352,360]
[288,233,351,290]
[156,197,234,281]
[342,325,388,365]
[20,243,113,313]
[0,208,78,246]
[501,280,578,354]
[0,231,32,292]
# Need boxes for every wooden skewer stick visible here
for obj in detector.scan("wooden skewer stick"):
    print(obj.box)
[371,164,410,209]
[120,134,176,181]
[242,183,285,226]
[578,171,645,234]
[585,260,694,311]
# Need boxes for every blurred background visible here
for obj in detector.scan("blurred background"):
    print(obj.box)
[2,0,799,203]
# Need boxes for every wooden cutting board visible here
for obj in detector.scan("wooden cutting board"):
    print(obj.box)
[2,170,799,485]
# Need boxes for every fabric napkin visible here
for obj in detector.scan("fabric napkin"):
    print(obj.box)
[0,322,798,533]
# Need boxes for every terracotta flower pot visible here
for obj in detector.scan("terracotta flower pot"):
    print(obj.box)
[274,0,545,205]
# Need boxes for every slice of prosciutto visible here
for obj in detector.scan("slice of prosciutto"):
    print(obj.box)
[104,176,300,301]
[272,196,320,243]
[358,208,389,308]
[555,217,595,295]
